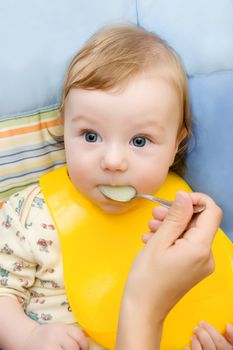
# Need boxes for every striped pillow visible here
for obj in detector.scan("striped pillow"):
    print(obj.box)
[0,105,65,200]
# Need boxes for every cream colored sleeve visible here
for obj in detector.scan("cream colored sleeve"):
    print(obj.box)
[0,192,37,305]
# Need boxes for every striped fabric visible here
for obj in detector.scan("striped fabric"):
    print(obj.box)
[0,105,66,200]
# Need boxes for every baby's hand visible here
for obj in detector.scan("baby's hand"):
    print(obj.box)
[21,322,89,350]
[184,321,233,350]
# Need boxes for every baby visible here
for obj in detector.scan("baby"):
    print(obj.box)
[0,24,231,350]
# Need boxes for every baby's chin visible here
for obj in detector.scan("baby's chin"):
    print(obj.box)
[96,201,136,215]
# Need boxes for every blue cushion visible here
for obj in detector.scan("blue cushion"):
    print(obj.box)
[185,71,233,240]
[137,0,233,75]
[0,0,137,116]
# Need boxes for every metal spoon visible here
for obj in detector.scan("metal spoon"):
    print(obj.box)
[99,185,205,214]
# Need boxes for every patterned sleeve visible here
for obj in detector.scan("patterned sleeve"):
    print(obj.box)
[0,189,37,305]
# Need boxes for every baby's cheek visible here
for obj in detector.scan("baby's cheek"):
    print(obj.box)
[140,175,166,195]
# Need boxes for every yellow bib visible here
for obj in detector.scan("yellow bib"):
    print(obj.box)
[40,166,233,350]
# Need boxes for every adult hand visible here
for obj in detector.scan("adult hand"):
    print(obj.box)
[184,321,233,350]
[138,191,222,318]
[116,191,222,350]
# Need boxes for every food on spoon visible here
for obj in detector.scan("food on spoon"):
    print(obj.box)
[99,185,136,202]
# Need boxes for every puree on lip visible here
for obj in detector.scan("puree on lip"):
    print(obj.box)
[99,185,136,202]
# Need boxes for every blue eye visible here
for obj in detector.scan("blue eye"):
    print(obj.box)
[131,136,149,147]
[84,132,100,143]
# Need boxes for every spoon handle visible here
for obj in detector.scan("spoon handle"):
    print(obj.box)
[135,194,205,214]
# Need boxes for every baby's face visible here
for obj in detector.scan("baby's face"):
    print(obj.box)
[63,73,181,213]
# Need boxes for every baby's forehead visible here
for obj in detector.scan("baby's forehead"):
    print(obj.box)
[66,74,179,106]
[66,83,180,133]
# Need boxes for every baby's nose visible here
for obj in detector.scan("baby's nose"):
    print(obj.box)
[101,146,128,172]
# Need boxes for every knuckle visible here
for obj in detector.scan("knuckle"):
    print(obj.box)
[76,328,85,337]
[193,249,215,276]
[166,211,184,228]
[193,248,207,262]
[205,256,215,275]
[193,247,209,263]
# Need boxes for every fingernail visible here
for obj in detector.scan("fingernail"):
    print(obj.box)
[193,326,199,334]
[199,320,206,327]
[191,334,198,342]
[174,191,186,206]
[226,324,233,334]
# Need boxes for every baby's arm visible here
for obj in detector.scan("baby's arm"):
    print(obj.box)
[0,195,38,348]
[0,295,38,348]
[0,296,88,350]
[185,321,233,350]
[0,194,89,350]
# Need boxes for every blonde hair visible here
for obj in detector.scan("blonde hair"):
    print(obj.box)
[60,24,191,174]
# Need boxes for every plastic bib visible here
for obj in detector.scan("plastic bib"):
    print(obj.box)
[40,166,233,350]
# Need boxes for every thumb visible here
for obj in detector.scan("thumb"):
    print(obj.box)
[155,191,193,247]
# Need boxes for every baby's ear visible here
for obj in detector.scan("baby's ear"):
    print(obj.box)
[177,127,188,145]
[175,127,188,152]
[173,128,187,154]
[170,127,189,166]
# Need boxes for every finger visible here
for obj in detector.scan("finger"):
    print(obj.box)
[67,327,89,350]
[225,324,233,344]
[190,334,203,350]
[148,219,162,232]
[151,206,168,220]
[61,346,73,350]
[151,191,193,248]
[193,326,216,350]
[141,232,154,243]
[184,192,222,246]
[199,321,232,349]
[61,338,80,350]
